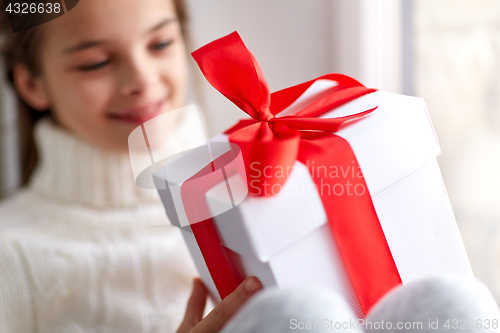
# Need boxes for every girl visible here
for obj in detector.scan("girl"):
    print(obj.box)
[2,1,498,332]
[0,0,260,331]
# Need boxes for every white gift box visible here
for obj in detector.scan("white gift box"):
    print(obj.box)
[154,83,473,318]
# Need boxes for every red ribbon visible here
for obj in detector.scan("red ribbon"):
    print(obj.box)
[191,31,402,314]
[181,145,245,299]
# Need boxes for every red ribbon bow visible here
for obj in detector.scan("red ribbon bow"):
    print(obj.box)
[191,31,402,315]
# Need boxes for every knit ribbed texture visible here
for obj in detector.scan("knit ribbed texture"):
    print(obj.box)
[0,116,203,333]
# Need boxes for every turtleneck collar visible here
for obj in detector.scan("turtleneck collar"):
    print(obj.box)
[28,113,206,209]
[28,118,160,208]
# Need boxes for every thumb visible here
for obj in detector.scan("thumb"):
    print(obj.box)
[176,278,208,333]
[191,276,261,333]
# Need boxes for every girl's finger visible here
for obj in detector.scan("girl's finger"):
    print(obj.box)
[176,278,208,333]
[191,276,261,333]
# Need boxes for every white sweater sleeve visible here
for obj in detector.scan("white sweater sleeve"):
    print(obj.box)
[0,238,35,332]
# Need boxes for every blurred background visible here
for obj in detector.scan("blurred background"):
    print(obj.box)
[1,0,500,301]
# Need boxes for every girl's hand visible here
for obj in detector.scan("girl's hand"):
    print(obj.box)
[176,276,262,333]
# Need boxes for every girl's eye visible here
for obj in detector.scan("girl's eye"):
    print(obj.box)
[151,40,173,51]
[77,60,110,72]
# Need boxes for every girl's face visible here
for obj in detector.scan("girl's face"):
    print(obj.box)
[21,0,187,151]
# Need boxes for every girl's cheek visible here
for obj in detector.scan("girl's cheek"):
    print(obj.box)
[73,79,115,112]
[162,53,187,87]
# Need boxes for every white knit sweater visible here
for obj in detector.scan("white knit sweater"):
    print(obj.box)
[0,117,202,333]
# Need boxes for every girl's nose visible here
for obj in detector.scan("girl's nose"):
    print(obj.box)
[118,56,156,97]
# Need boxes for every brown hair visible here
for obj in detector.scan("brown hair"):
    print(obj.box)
[0,0,189,184]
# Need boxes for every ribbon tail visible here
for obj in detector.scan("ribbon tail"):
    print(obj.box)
[298,133,402,314]
[273,107,377,132]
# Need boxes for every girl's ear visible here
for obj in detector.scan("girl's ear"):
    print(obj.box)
[12,64,50,111]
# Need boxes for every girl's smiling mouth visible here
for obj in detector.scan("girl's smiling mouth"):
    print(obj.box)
[108,99,167,124]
